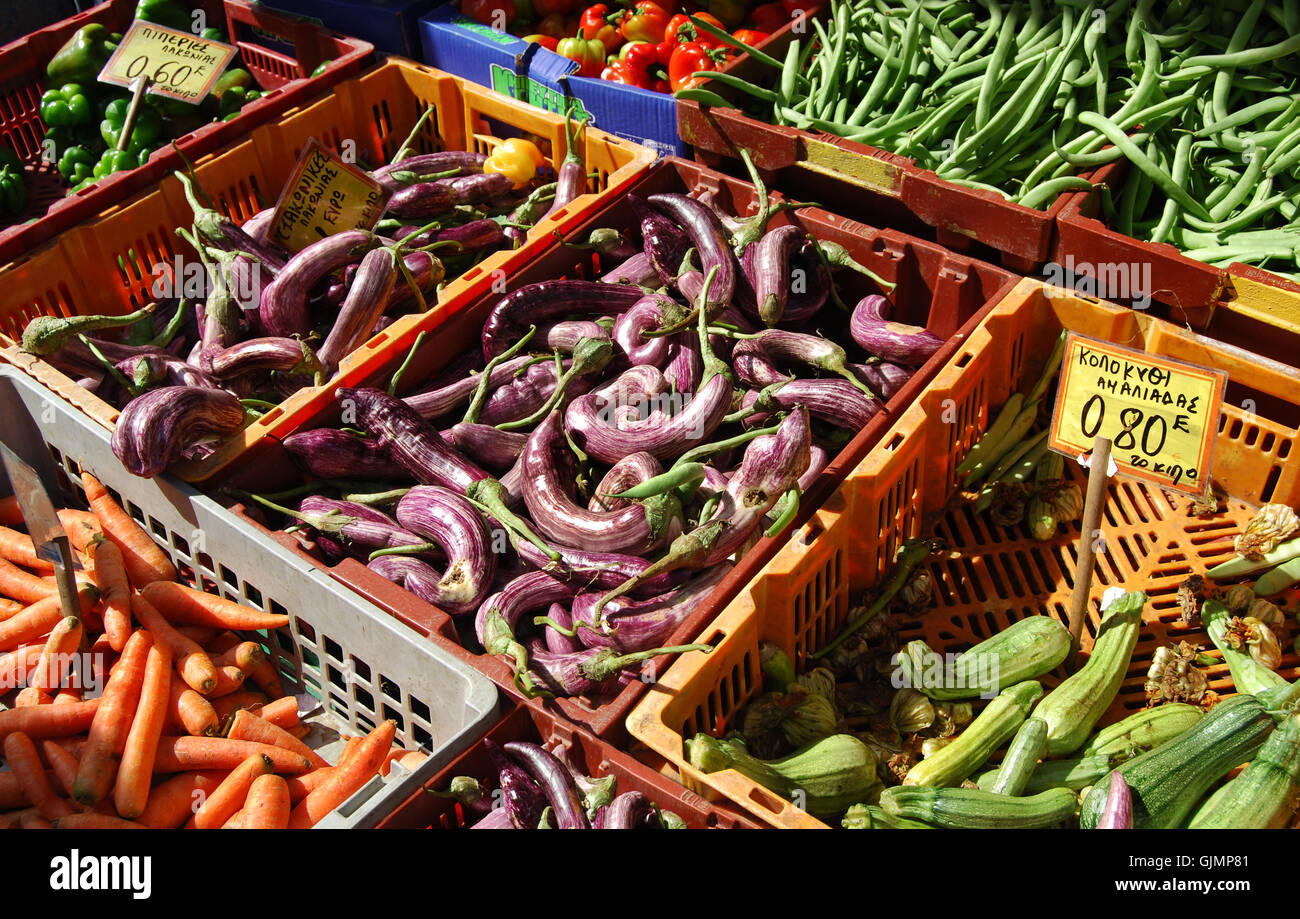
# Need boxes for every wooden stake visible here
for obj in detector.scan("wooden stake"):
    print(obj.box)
[1067,435,1113,664]
[116,76,153,153]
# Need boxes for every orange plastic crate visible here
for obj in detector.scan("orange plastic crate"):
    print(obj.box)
[0,58,655,484]
[628,277,1300,829]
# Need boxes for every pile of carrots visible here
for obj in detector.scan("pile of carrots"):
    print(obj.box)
[0,471,424,829]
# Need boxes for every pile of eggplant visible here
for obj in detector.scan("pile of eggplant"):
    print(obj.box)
[439,738,687,829]
[20,113,573,479]
[235,162,951,701]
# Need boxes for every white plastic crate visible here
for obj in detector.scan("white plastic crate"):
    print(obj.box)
[0,366,500,829]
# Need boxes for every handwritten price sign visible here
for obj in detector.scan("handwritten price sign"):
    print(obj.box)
[98,20,237,103]
[1048,333,1227,494]
[268,139,391,253]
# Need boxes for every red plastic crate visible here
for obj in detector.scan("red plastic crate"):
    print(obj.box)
[0,0,371,264]
[376,702,762,828]
[208,155,1018,742]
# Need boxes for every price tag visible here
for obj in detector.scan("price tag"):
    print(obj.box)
[98,20,237,103]
[267,139,392,253]
[1048,333,1227,495]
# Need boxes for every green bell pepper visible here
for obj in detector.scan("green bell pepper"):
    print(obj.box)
[100,97,164,153]
[200,26,227,43]
[92,148,140,181]
[311,60,334,78]
[217,86,262,120]
[0,165,27,217]
[57,145,96,185]
[40,83,93,127]
[135,0,195,32]
[46,24,119,87]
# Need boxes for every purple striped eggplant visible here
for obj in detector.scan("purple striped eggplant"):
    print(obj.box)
[404,354,536,419]
[638,206,691,287]
[849,361,912,403]
[646,193,735,313]
[527,642,710,698]
[542,602,583,654]
[445,423,527,472]
[849,294,944,366]
[485,738,550,829]
[600,251,659,287]
[599,791,658,829]
[476,570,578,696]
[259,230,379,336]
[317,246,401,376]
[481,280,644,360]
[741,378,882,431]
[372,151,488,192]
[393,486,496,614]
[750,225,805,327]
[521,412,679,555]
[501,742,588,829]
[367,555,449,606]
[569,567,728,652]
[208,337,322,382]
[282,428,409,481]
[111,386,246,477]
[589,452,663,513]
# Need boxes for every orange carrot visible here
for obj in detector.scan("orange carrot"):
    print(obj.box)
[228,709,328,769]
[285,723,311,740]
[0,597,23,618]
[29,615,83,697]
[0,698,99,741]
[204,631,242,654]
[153,736,313,774]
[165,677,220,737]
[140,581,291,630]
[335,736,363,770]
[129,594,216,694]
[80,472,176,586]
[289,720,396,828]
[20,811,54,829]
[284,767,336,804]
[72,630,152,805]
[54,687,83,705]
[255,696,300,728]
[135,770,227,829]
[0,643,45,691]
[86,537,132,652]
[0,558,65,606]
[114,640,172,818]
[53,813,146,829]
[204,664,247,699]
[212,641,265,673]
[245,657,285,700]
[0,587,97,652]
[189,753,274,830]
[210,691,269,720]
[176,626,220,647]
[57,510,102,556]
[0,495,22,526]
[382,749,426,777]
[3,732,75,820]
[221,808,248,829]
[0,526,55,574]
[85,632,114,696]
[242,773,291,829]
[13,685,51,707]
[40,740,83,801]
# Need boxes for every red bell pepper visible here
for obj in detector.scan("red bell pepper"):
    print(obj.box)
[619,1,670,44]
[749,1,788,32]
[522,32,561,51]
[578,3,625,53]
[664,11,726,46]
[667,40,730,92]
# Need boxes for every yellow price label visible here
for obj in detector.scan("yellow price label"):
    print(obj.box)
[1048,334,1227,495]
[267,139,392,254]
[98,20,237,103]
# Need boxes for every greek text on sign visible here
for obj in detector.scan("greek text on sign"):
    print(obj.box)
[98,20,237,103]
[1048,333,1227,495]
[267,139,392,254]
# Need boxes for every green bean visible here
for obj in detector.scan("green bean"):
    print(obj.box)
[1182,34,1300,69]
[1151,133,1194,243]
[1212,0,1268,125]
[974,7,1018,131]
[1208,152,1263,221]
[1016,175,1094,209]
[1198,97,1294,136]
[1263,126,1300,175]
[884,2,923,104]
[777,37,801,108]
[1076,110,1212,220]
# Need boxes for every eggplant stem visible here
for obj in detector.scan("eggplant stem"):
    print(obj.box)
[388,330,428,396]
[695,265,732,387]
[592,521,726,621]
[77,334,143,397]
[147,298,191,349]
[341,487,411,507]
[239,398,279,411]
[609,463,707,501]
[532,615,579,636]
[696,493,721,526]
[598,643,712,674]
[390,104,435,166]
[462,326,538,424]
[675,421,782,467]
[229,489,352,537]
[765,486,801,538]
[464,479,561,562]
[368,542,440,561]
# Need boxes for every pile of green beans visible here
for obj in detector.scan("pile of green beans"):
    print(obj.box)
[692,0,1300,279]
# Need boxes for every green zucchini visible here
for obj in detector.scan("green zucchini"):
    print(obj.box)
[1078,693,1279,829]
[1206,534,1300,580]
[990,717,1048,795]
[1080,703,1205,758]
[975,753,1115,794]
[1189,712,1300,829]
[900,615,1071,700]
[1255,555,1300,596]
[862,805,934,829]
[1034,589,1146,756]
[881,785,1079,829]
[1202,599,1289,696]
[902,680,1043,787]
[686,733,879,820]
[955,392,1025,477]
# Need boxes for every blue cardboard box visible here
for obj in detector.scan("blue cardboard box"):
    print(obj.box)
[258,0,441,57]
[418,3,682,156]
